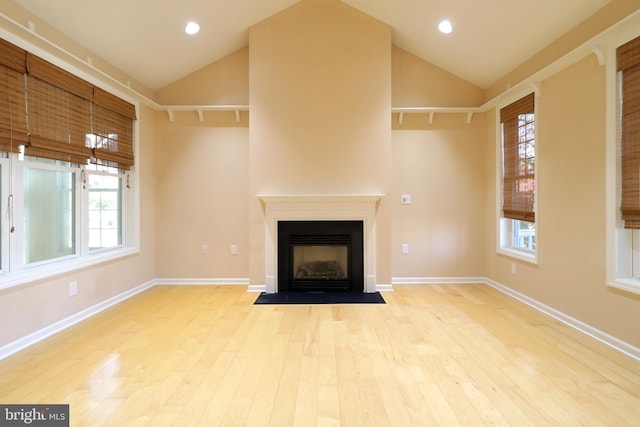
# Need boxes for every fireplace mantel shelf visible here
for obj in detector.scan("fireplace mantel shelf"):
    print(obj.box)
[258,194,384,203]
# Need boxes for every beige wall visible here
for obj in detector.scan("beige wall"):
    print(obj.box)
[154,118,250,278]
[484,0,640,101]
[248,0,393,284]
[2,1,155,100]
[155,47,250,106]
[392,115,487,279]
[392,46,484,107]
[484,55,640,346]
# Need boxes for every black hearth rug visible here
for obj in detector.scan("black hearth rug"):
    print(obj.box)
[253,291,385,305]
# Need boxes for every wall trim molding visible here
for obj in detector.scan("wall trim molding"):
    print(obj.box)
[2,276,638,362]
[154,278,250,286]
[247,284,267,293]
[0,280,155,361]
[392,276,487,284]
[376,283,394,292]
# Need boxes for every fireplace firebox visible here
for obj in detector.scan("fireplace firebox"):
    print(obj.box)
[277,220,364,292]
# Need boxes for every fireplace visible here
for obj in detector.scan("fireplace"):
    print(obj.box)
[257,194,383,294]
[278,220,364,292]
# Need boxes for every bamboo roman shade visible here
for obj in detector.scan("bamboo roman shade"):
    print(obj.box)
[618,35,640,229]
[26,53,93,164]
[0,38,28,152]
[501,93,536,222]
[91,87,136,169]
[0,37,136,169]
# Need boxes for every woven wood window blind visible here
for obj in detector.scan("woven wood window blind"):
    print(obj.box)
[0,38,28,152]
[91,87,136,169]
[26,53,92,165]
[501,93,536,222]
[619,35,640,229]
[0,37,136,169]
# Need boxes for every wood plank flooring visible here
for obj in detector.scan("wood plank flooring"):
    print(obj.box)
[0,284,639,426]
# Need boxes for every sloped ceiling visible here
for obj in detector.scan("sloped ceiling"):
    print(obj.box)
[9,0,612,91]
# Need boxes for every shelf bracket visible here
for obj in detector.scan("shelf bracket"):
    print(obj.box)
[592,45,606,66]
[428,112,435,125]
[466,112,473,124]
[167,109,175,122]
[197,109,204,122]
[398,112,404,125]
[235,110,241,122]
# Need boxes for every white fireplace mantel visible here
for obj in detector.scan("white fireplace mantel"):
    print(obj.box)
[258,194,384,293]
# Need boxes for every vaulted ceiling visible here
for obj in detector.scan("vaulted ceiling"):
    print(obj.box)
[9,0,612,91]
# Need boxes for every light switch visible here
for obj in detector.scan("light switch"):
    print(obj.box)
[401,194,412,205]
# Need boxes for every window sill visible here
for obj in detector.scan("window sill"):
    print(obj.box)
[608,278,640,296]
[0,247,140,291]
[497,247,538,265]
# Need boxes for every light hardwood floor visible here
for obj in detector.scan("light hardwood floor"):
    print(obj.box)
[0,284,639,426]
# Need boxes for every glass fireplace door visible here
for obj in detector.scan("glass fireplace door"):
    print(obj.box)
[292,245,349,280]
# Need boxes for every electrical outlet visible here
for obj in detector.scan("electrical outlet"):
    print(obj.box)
[401,194,412,205]
[201,244,208,254]
[69,281,78,297]
[231,244,238,255]
[401,243,409,254]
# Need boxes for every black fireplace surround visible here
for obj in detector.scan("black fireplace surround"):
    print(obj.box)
[277,220,364,292]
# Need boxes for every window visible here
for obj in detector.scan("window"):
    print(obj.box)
[610,34,640,293]
[618,36,640,229]
[23,161,77,265]
[0,157,6,273]
[0,37,137,287]
[87,165,123,250]
[513,219,536,251]
[498,93,537,260]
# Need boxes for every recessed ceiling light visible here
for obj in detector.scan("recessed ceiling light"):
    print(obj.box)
[185,21,200,35]
[438,20,453,34]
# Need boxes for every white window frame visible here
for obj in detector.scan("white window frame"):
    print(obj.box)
[0,156,9,274]
[606,29,640,296]
[19,157,81,269]
[0,152,139,289]
[85,166,127,253]
[496,91,539,264]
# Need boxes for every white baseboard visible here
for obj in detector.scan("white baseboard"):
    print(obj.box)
[0,280,155,361]
[247,284,267,293]
[392,276,487,285]
[154,278,250,286]
[248,284,393,293]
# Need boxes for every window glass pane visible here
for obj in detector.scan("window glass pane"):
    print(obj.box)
[512,220,536,251]
[24,167,75,264]
[88,173,121,249]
